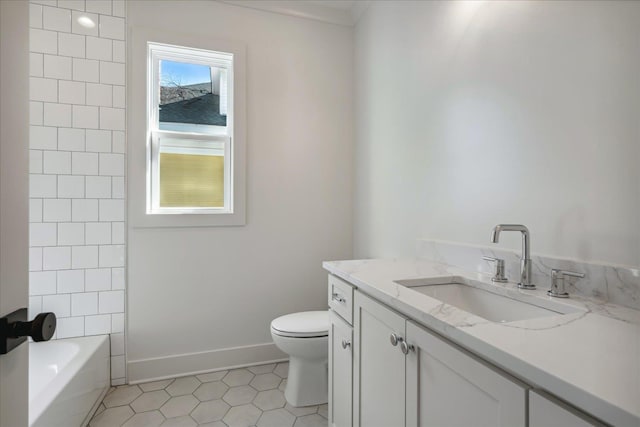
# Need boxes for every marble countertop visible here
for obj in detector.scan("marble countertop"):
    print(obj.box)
[323,258,640,427]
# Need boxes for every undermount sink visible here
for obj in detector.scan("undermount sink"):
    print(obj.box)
[395,277,584,323]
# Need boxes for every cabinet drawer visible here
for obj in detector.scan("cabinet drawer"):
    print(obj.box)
[328,275,354,324]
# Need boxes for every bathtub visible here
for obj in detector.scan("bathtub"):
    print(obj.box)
[29,335,110,427]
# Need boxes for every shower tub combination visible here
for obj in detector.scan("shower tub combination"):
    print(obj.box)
[29,335,110,427]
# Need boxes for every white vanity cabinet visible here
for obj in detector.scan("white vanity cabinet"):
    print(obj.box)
[328,274,610,427]
[351,290,526,427]
[405,320,526,427]
[329,310,353,427]
[353,289,407,427]
[529,391,604,427]
[328,275,355,427]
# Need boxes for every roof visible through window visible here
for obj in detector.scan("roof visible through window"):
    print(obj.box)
[159,60,227,127]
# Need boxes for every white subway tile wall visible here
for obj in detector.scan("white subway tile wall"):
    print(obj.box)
[31,101,45,126]
[44,102,72,127]
[29,0,126,385]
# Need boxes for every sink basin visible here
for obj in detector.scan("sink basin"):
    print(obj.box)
[395,277,584,323]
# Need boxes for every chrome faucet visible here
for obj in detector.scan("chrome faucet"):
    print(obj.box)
[490,224,535,290]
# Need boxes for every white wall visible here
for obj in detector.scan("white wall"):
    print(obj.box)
[27,0,127,385]
[354,1,640,267]
[127,1,353,380]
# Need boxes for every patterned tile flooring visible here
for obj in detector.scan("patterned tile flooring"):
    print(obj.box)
[89,362,328,427]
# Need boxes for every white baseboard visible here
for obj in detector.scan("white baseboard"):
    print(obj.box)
[127,342,287,384]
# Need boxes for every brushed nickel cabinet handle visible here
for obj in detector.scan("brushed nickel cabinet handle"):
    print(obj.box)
[331,292,346,303]
[390,333,401,346]
[400,340,415,354]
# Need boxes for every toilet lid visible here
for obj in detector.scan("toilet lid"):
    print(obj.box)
[271,311,329,338]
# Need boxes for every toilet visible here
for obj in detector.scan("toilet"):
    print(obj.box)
[270,311,329,407]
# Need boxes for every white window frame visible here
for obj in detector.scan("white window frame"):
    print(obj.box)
[129,28,246,228]
[148,43,233,215]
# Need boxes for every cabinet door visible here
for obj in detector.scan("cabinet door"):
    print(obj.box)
[406,321,526,427]
[353,291,406,427]
[529,391,604,427]
[329,310,353,427]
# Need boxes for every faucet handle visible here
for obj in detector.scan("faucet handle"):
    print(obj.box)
[482,256,508,283]
[553,269,585,279]
[548,269,585,298]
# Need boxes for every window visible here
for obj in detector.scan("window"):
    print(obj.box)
[148,43,234,214]
[131,28,245,227]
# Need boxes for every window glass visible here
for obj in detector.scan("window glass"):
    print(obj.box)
[159,60,228,130]
[159,152,224,208]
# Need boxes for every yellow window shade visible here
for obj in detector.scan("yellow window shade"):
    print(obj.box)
[159,153,224,208]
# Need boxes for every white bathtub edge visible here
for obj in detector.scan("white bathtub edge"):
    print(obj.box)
[30,335,110,427]
[81,382,110,427]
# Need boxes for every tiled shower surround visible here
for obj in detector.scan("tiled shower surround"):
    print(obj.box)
[28,0,127,384]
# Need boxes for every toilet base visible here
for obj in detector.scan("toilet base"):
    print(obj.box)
[284,356,328,407]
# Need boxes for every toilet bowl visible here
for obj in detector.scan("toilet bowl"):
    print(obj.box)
[270,311,328,407]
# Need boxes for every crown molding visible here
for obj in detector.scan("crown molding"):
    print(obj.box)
[218,0,369,26]
[350,1,372,24]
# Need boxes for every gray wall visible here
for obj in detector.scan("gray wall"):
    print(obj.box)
[354,1,640,266]
[1,1,30,424]
[127,1,353,380]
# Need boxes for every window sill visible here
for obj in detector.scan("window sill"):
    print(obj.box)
[148,209,232,215]
[131,209,246,228]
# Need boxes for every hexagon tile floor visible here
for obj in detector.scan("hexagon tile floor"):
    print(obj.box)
[89,362,328,427]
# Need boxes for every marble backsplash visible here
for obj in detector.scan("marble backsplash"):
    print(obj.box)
[416,239,640,311]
